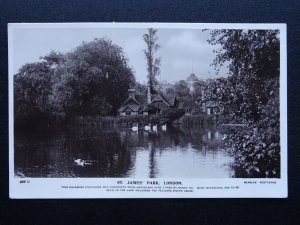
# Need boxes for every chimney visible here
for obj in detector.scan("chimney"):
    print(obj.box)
[128,89,136,99]
[147,85,151,104]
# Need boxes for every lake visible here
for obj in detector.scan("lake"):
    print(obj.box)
[14,125,235,178]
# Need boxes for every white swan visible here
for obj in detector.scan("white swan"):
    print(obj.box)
[152,124,158,132]
[131,124,139,132]
[144,124,151,131]
[162,124,167,131]
[74,159,85,166]
[222,134,227,140]
[74,159,93,166]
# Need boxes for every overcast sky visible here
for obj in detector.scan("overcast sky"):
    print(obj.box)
[12,27,229,83]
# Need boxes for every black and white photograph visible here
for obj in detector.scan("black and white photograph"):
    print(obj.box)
[8,23,287,198]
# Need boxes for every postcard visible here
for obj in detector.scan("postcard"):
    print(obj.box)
[8,23,287,198]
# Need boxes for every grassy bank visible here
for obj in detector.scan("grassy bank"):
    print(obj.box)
[16,112,228,131]
[69,114,167,128]
[173,113,219,126]
[69,113,227,128]
[70,116,116,128]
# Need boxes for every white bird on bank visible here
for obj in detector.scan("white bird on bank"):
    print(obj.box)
[144,124,151,131]
[131,124,139,132]
[152,124,158,132]
[162,124,167,131]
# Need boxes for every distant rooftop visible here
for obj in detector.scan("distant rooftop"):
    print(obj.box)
[186,73,199,82]
[159,80,169,84]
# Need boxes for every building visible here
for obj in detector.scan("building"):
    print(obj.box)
[186,73,199,92]
[202,100,219,115]
[118,87,177,116]
[150,93,177,114]
[118,89,146,116]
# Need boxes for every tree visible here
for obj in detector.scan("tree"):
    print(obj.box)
[167,80,193,113]
[207,29,280,177]
[208,29,280,122]
[14,38,136,128]
[52,38,135,117]
[143,28,161,93]
[40,50,66,67]
[14,62,54,128]
[134,82,148,105]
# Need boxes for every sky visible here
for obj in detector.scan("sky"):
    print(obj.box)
[12,26,229,83]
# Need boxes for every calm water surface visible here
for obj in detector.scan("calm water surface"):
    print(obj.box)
[15,125,235,178]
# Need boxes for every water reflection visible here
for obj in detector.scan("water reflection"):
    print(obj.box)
[15,125,234,178]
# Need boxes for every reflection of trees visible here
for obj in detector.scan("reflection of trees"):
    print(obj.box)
[148,142,157,178]
[136,125,230,179]
[66,128,135,177]
[15,130,71,177]
[173,125,225,151]
[15,128,136,177]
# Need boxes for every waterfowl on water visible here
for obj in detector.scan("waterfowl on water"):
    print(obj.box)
[131,124,139,132]
[74,159,84,166]
[74,159,93,166]
[162,124,167,131]
[144,124,151,131]
[152,124,158,132]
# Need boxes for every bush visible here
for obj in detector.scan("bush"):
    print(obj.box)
[161,108,184,121]
[117,114,164,127]
[176,114,205,126]
[70,116,116,128]
[225,86,280,178]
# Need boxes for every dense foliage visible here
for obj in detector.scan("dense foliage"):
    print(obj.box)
[14,62,54,127]
[14,38,135,128]
[166,80,199,114]
[118,114,163,127]
[134,82,148,105]
[207,29,280,177]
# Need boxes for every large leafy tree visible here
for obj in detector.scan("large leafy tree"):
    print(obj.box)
[207,29,280,177]
[51,38,135,117]
[166,80,193,113]
[134,82,148,105]
[143,28,161,93]
[14,38,135,127]
[14,62,54,127]
[208,29,280,122]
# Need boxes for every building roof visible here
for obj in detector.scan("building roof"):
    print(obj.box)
[164,93,176,106]
[118,105,140,112]
[121,97,140,107]
[151,94,171,106]
[118,88,178,113]
[118,94,142,112]
[186,73,199,82]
